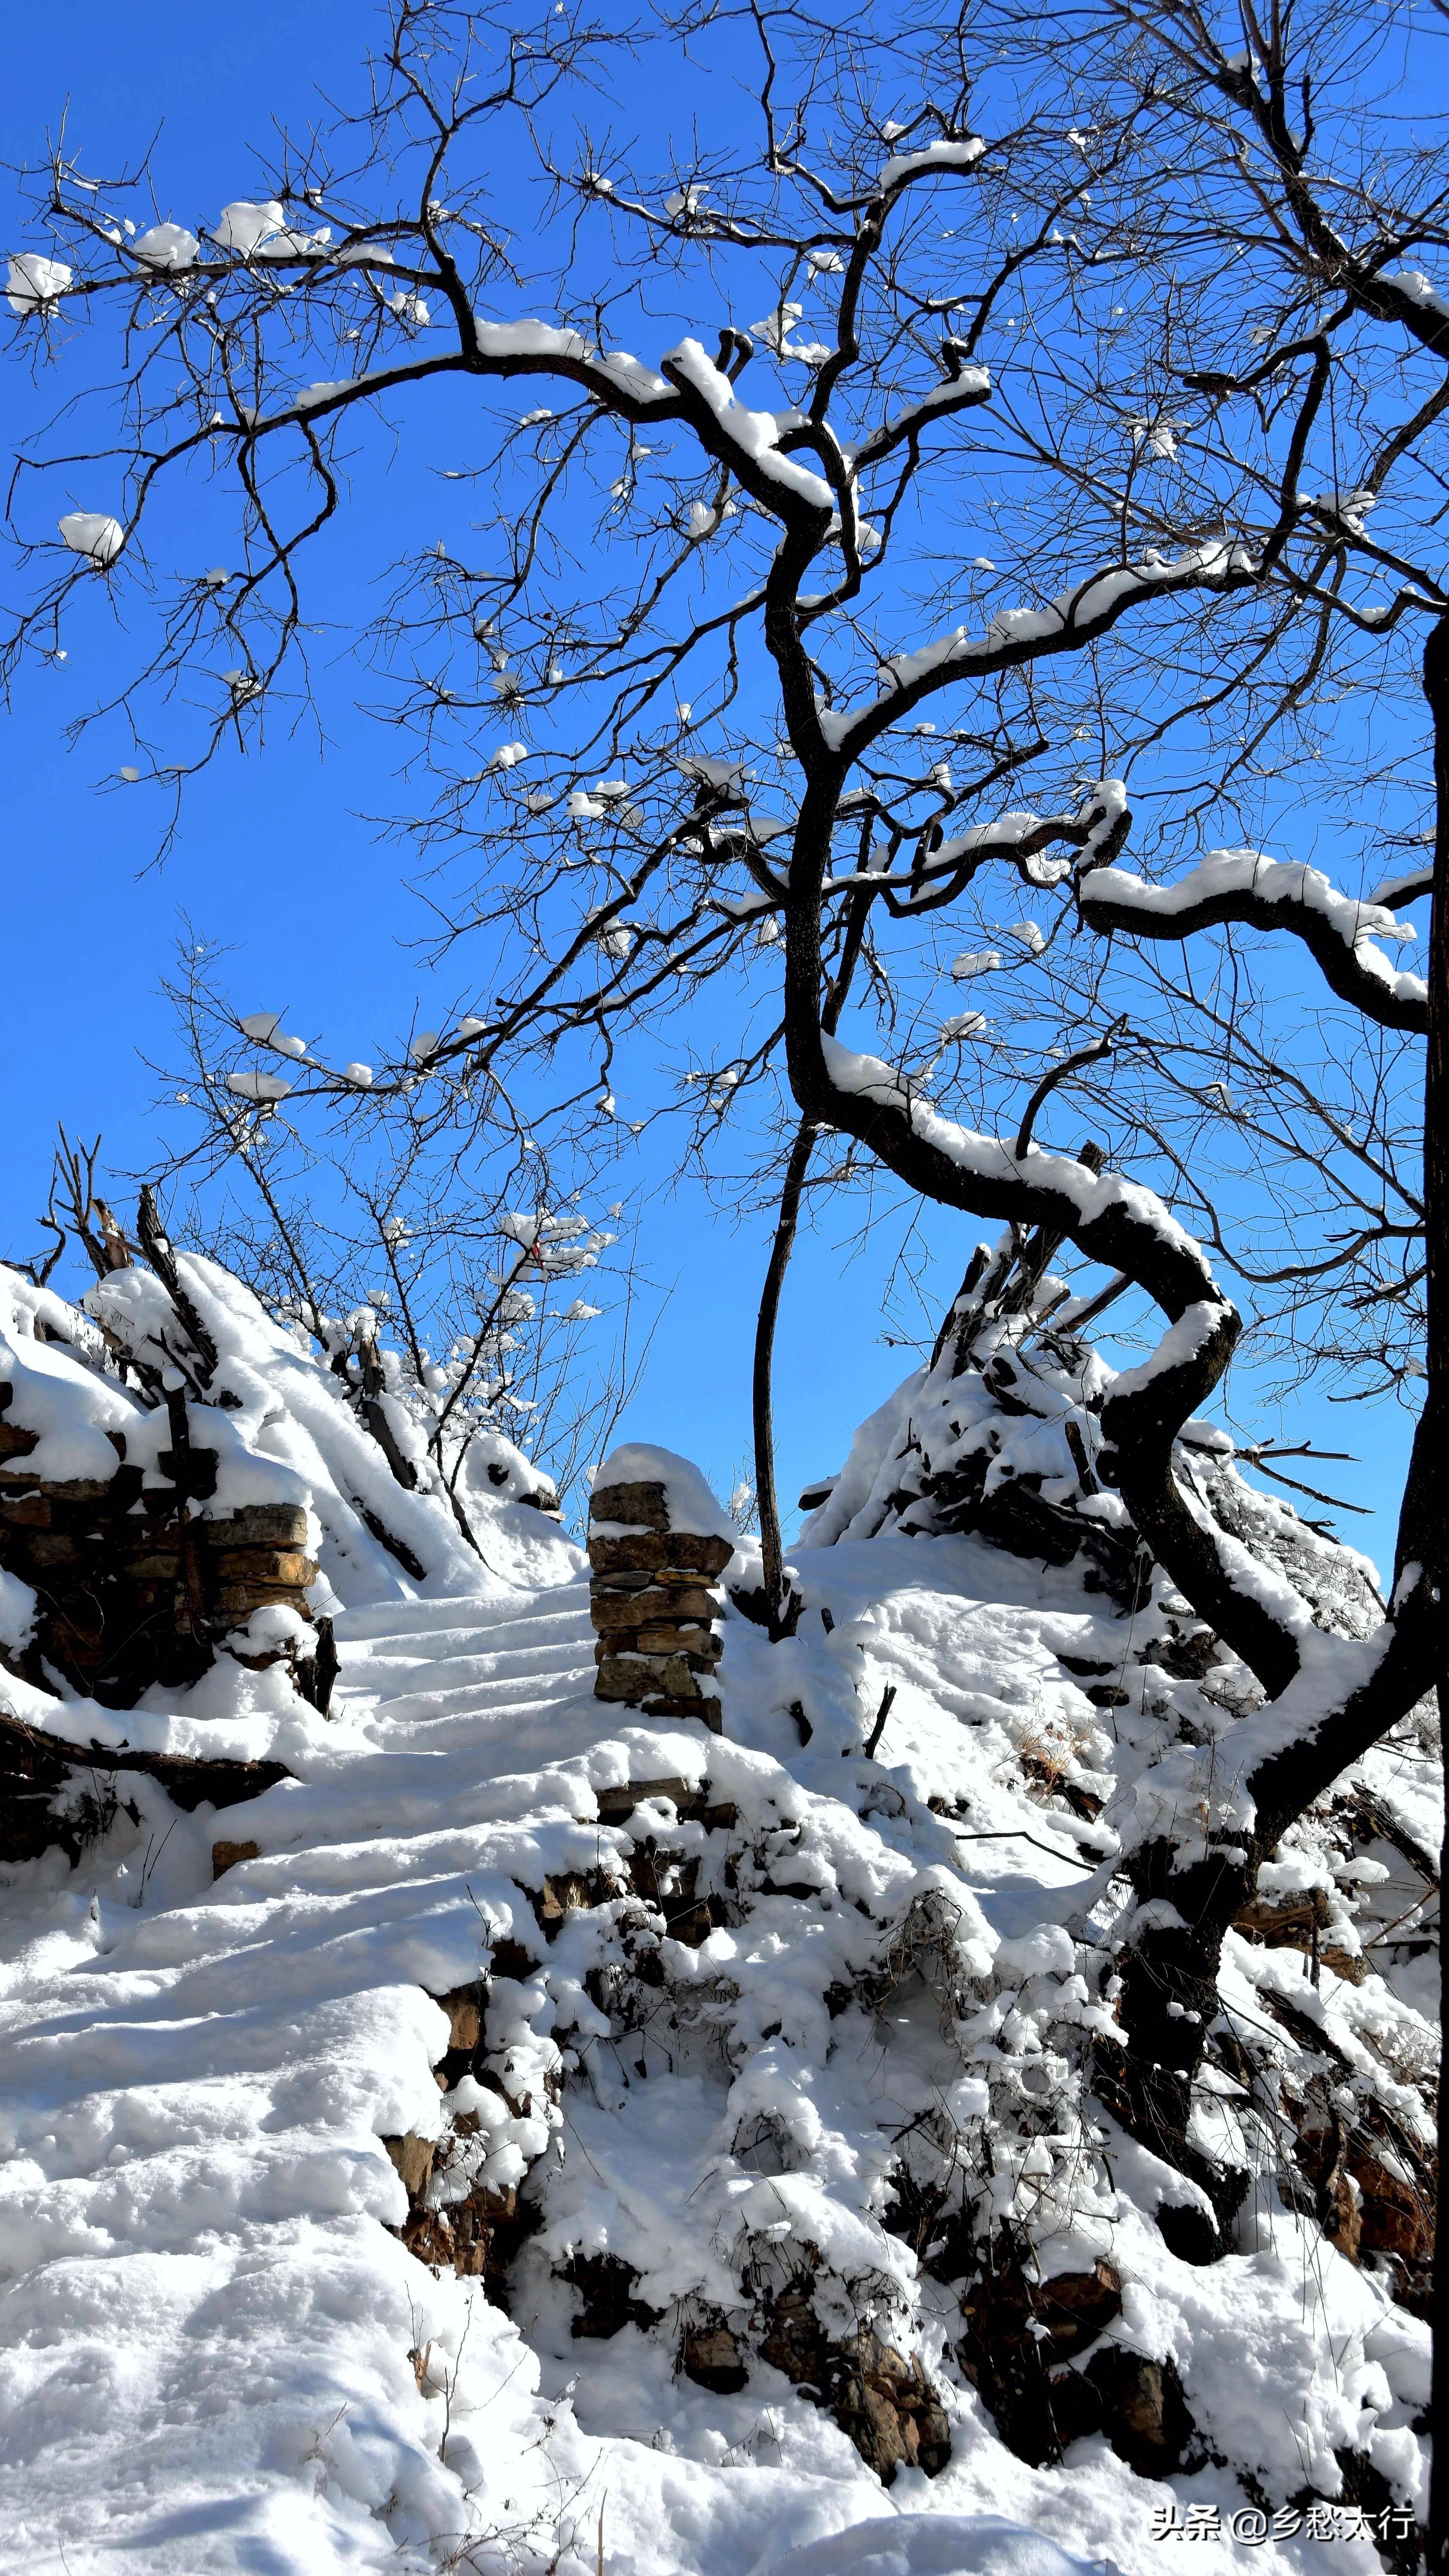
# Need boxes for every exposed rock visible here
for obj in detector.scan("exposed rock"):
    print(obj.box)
[564,2251,663,2339]
[426,1981,486,2091]
[681,2318,749,2393]
[1293,2087,1435,2314]
[595,1651,724,1728]
[1152,2201,1224,2267]
[383,2132,435,2198]
[1321,2447,1426,2576]
[487,1937,538,1984]
[972,2335,1193,2479]
[590,1477,674,1532]
[0,1701,288,1868]
[594,1774,696,1821]
[588,1528,733,1580]
[1084,2347,1194,2479]
[1154,1624,1222,1679]
[1233,1886,1366,1984]
[590,1584,720,1631]
[759,2278,951,2484]
[529,1866,615,1933]
[623,1840,721,1946]
[439,1984,483,2052]
[957,2253,1124,2467]
[0,1464,328,1710]
[211,1838,261,1878]
[383,1986,550,2299]
[1352,2145,1434,2269]
[393,2157,539,2299]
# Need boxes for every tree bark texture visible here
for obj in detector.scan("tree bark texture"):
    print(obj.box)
[752,1121,815,1635]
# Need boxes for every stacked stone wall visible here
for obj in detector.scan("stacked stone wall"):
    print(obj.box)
[0,1395,327,1709]
[587,1470,730,1728]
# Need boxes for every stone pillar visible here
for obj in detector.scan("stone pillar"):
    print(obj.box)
[588,1450,733,1729]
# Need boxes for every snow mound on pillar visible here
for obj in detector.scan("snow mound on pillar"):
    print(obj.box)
[592,1439,736,1538]
[0,1268,144,1481]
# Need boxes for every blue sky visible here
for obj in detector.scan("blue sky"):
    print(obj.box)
[0,2,1419,1580]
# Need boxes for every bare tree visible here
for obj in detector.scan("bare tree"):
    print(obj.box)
[148,948,650,1532]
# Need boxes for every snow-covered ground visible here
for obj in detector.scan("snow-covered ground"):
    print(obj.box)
[0,1465,1434,2573]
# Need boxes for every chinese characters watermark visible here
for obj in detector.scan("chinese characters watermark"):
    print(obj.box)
[1151,2503,1416,2545]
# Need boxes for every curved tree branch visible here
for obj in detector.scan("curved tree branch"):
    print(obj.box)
[1079,854,1429,1033]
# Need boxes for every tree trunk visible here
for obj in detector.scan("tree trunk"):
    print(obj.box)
[752,1121,814,1636]
[1417,612,1448,2576]
[1100,1838,1257,2260]
[1112,620,1449,2306]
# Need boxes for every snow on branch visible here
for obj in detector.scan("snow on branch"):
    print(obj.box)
[816,1032,1211,1276]
[475,319,674,416]
[1112,1580,1440,1874]
[845,368,992,469]
[816,544,1257,758]
[1078,851,1428,1033]
[227,325,684,445]
[877,136,987,190]
[803,1030,1309,1693]
[1368,863,1435,908]
[817,784,1125,915]
[658,338,835,511]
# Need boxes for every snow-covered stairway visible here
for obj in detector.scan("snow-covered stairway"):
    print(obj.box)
[0,1564,651,2574]
[0,1537,1106,2574]
[0,1521,1434,2576]
[331,1584,602,1755]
